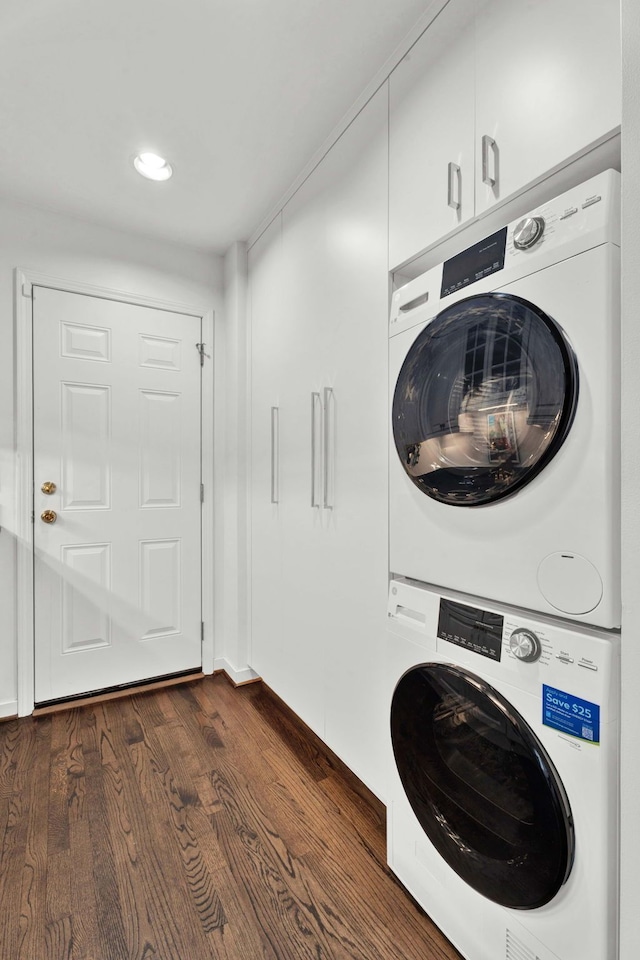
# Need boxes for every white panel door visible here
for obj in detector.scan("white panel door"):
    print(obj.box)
[33,286,202,703]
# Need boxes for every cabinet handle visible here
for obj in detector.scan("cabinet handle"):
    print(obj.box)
[481,134,497,188]
[311,392,322,508]
[447,162,461,210]
[270,406,279,504]
[323,387,334,510]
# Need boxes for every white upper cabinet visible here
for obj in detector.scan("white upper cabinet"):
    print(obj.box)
[475,0,621,215]
[390,0,476,268]
[389,0,621,269]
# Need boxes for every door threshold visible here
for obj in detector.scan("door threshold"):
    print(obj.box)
[33,669,204,716]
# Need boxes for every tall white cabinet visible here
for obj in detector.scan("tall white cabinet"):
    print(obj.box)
[249,86,389,796]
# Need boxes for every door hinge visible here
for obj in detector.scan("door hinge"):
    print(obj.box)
[22,282,33,299]
[201,622,205,643]
[200,483,204,503]
[196,342,206,366]
[31,510,35,524]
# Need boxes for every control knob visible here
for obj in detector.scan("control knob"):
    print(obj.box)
[509,628,542,663]
[513,216,545,249]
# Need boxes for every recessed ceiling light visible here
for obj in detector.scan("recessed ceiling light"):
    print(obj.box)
[133,152,173,181]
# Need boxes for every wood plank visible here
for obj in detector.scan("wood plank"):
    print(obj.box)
[0,792,29,959]
[0,719,22,797]
[44,849,73,960]
[79,707,134,960]
[15,716,52,960]
[0,717,37,799]
[68,819,101,960]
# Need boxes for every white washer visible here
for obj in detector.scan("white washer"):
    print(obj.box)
[389,170,620,628]
[386,577,619,960]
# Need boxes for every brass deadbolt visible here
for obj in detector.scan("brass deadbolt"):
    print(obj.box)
[41,510,57,524]
[41,481,57,495]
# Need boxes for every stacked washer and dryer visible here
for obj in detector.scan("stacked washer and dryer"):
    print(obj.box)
[386,170,621,960]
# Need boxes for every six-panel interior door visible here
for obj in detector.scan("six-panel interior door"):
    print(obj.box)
[33,286,203,703]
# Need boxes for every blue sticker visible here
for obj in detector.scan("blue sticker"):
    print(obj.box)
[542,684,600,744]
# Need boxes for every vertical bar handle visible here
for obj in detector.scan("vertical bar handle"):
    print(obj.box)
[481,134,497,187]
[323,387,334,510]
[447,162,461,210]
[311,392,322,507]
[270,406,279,504]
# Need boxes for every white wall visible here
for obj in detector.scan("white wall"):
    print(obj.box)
[620,1,640,956]
[216,242,256,683]
[0,197,223,716]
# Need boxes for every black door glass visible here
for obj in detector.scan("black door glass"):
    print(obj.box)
[392,293,579,506]
[390,663,574,909]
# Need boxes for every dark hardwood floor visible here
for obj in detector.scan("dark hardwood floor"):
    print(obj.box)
[0,674,462,960]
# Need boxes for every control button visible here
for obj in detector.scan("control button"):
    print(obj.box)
[578,661,598,671]
[513,216,546,250]
[582,195,602,209]
[556,655,574,664]
[509,628,542,663]
[560,207,578,220]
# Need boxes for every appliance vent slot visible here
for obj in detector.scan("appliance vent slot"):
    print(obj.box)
[505,929,538,960]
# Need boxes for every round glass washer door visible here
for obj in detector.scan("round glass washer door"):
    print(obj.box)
[392,292,579,506]
[390,663,575,910]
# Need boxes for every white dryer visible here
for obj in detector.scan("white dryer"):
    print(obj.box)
[386,577,619,960]
[389,170,620,627]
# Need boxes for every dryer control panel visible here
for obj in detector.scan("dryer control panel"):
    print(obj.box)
[390,168,620,339]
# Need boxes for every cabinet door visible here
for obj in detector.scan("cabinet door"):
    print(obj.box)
[276,154,332,739]
[475,0,621,214]
[389,0,476,269]
[319,86,390,798]
[249,215,285,683]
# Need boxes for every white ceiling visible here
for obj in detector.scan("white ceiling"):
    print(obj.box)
[0,0,431,254]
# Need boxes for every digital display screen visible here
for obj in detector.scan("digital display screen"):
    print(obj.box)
[440,227,508,298]
[437,599,504,661]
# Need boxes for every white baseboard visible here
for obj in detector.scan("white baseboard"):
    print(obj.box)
[0,700,18,719]
[213,658,261,686]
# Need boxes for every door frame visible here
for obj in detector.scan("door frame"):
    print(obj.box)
[15,268,216,716]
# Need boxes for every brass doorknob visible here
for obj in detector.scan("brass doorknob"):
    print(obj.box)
[41,481,57,495]
[41,510,57,524]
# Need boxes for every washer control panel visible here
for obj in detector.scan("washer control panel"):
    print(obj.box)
[388,579,619,719]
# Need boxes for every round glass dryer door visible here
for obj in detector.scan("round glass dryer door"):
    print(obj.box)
[390,663,574,909]
[392,293,579,506]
